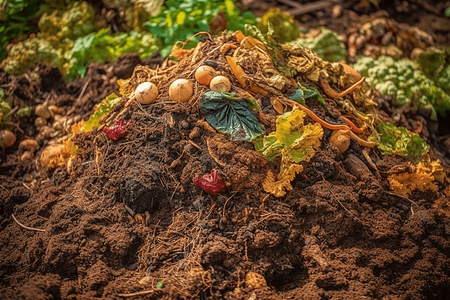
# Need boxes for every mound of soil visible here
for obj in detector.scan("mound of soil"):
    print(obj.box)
[1,2,450,300]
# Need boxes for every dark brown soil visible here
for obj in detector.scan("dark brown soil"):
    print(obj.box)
[1,1,450,300]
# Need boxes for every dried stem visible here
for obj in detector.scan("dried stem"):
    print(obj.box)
[319,76,365,98]
[11,214,45,232]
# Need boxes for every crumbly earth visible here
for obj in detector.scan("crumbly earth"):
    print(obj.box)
[1,2,450,300]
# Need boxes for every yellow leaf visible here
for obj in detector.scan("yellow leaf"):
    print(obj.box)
[388,156,443,197]
[176,11,186,25]
[263,163,303,197]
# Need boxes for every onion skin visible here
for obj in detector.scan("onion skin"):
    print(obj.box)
[169,79,194,103]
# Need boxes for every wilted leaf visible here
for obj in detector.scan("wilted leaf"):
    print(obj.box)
[370,122,429,162]
[83,93,121,132]
[193,169,226,195]
[388,156,444,196]
[200,91,264,141]
[256,108,323,197]
[262,163,303,197]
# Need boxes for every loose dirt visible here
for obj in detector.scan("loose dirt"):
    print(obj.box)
[1,2,450,300]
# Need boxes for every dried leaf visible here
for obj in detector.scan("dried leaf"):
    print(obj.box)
[262,163,303,197]
[388,156,444,196]
[256,108,323,197]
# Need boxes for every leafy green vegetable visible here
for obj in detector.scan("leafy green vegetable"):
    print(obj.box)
[0,37,63,75]
[289,27,347,62]
[353,56,450,119]
[147,0,257,57]
[0,0,45,61]
[255,108,323,197]
[415,48,450,95]
[370,122,429,162]
[38,1,95,41]
[83,93,121,132]
[200,91,264,141]
[64,28,160,80]
[255,108,323,165]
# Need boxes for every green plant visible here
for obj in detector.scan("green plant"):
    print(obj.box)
[0,0,45,61]
[370,122,429,162]
[353,56,450,119]
[145,0,257,57]
[200,91,264,141]
[64,28,160,80]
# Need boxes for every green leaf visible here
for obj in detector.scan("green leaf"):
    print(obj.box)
[370,122,429,162]
[200,91,264,141]
[289,86,332,115]
[16,106,32,118]
[83,93,121,132]
[255,109,323,164]
[254,134,282,161]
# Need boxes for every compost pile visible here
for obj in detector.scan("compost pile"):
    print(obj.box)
[1,28,450,300]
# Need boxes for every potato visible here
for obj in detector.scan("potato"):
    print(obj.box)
[35,103,51,119]
[195,65,216,85]
[20,151,34,162]
[210,75,231,93]
[136,82,158,104]
[40,144,65,167]
[34,117,47,128]
[329,130,351,153]
[169,79,194,103]
[0,129,16,149]
[19,139,39,151]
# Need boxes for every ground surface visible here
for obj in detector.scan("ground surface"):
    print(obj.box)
[1,1,450,299]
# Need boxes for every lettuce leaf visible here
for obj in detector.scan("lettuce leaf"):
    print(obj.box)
[83,93,121,132]
[370,122,428,162]
[255,108,323,196]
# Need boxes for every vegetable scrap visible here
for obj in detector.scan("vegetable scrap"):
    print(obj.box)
[103,119,133,141]
[388,156,445,197]
[37,24,446,202]
[370,122,429,162]
[193,169,226,195]
[353,56,450,120]
[255,108,323,197]
[200,91,264,141]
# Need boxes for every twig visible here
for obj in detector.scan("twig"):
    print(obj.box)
[117,290,156,298]
[76,80,90,103]
[384,191,418,206]
[11,214,45,232]
[188,140,203,151]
